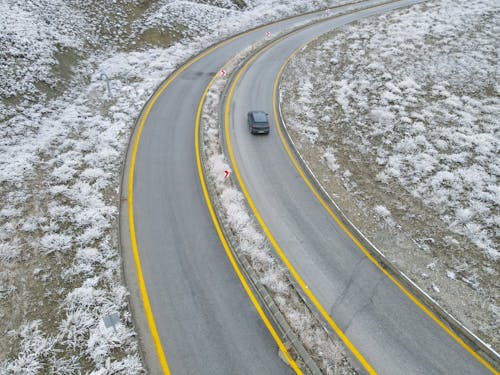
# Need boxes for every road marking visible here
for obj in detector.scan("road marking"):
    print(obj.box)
[128,31,254,375]
[127,2,417,373]
[126,5,337,373]
[272,34,499,375]
[225,2,500,374]
[224,37,377,374]
[195,67,303,375]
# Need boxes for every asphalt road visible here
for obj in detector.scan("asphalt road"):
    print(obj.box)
[125,3,387,374]
[226,1,494,375]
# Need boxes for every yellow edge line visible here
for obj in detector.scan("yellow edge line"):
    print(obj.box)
[273,45,499,375]
[126,2,379,371]
[127,35,241,374]
[195,68,303,375]
[224,40,377,374]
[126,9,320,372]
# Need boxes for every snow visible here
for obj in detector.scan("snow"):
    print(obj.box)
[0,242,20,263]
[0,0,90,99]
[283,0,499,259]
[135,1,238,38]
[3,321,56,375]
[1,0,362,372]
[374,205,391,218]
[323,148,340,173]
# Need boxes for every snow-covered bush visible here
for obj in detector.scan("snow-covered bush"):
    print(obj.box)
[284,0,499,259]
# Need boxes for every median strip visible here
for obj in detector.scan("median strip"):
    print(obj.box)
[197,40,356,374]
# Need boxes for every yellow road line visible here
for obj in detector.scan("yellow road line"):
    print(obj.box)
[127,3,440,374]
[272,44,499,375]
[224,41,377,374]
[195,67,303,375]
[127,34,246,375]
[126,7,325,373]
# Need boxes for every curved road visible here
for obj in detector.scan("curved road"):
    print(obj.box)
[226,2,495,375]
[122,2,390,374]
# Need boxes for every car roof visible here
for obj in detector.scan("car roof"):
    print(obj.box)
[250,111,267,122]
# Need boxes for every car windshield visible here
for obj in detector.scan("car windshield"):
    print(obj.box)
[253,112,267,123]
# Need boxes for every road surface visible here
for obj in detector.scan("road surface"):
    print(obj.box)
[121,2,388,374]
[225,1,495,374]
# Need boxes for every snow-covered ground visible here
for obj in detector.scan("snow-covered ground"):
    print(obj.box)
[0,0,356,372]
[281,0,499,350]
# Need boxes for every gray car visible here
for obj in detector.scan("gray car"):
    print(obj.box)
[247,111,270,134]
